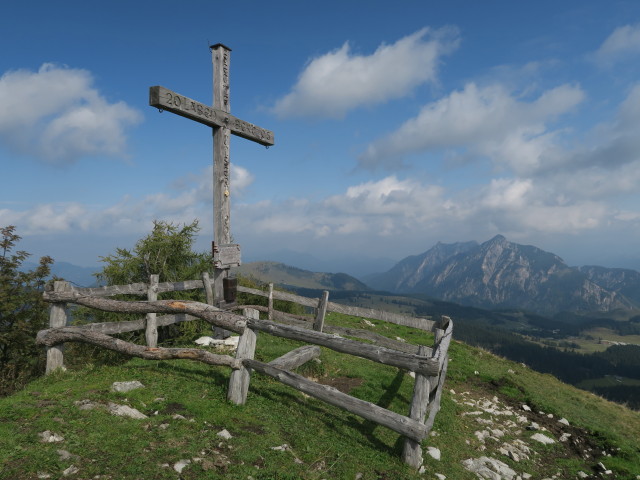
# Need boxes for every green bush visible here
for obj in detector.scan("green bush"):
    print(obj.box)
[0,226,52,396]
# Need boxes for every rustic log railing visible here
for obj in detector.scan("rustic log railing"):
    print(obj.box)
[38,276,452,469]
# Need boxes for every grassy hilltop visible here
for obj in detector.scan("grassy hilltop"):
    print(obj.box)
[1,311,639,480]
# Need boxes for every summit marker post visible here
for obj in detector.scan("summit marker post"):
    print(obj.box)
[149,44,274,306]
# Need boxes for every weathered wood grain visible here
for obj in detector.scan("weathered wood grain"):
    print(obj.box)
[244,359,429,442]
[228,326,257,405]
[237,285,319,309]
[246,318,439,376]
[46,281,71,373]
[149,85,274,146]
[145,274,159,348]
[236,285,434,329]
[423,360,448,432]
[402,345,431,468]
[36,327,240,369]
[268,345,321,370]
[42,292,247,334]
[313,290,329,332]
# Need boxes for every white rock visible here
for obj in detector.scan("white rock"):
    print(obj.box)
[450,389,456,395]
[427,447,441,460]
[107,403,147,419]
[36,473,51,479]
[39,431,64,443]
[111,381,144,393]
[577,472,589,479]
[217,428,233,440]
[363,319,375,327]
[271,444,289,451]
[173,459,191,473]
[75,399,101,411]
[435,474,446,480]
[526,422,539,431]
[531,433,555,445]
[508,369,515,374]
[418,466,426,474]
[62,465,79,476]
[559,433,571,442]
[474,370,480,375]
[172,414,186,420]
[395,336,406,343]
[462,456,518,480]
[521,404,531,412]
[558,417,570,426]
[195,336,240,347]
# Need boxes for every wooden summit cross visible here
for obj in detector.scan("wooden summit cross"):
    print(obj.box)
[149,44,274,306]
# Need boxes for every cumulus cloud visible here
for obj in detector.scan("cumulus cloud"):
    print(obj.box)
[0,63,141,164]
[0,162,254,236]
[359,82,585,171]
[592,23,640,67]
[272,27,460,119]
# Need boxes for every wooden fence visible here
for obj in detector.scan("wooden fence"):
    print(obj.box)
[37,274,452,469]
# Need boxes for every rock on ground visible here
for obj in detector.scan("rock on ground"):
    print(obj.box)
[111,381,145,393]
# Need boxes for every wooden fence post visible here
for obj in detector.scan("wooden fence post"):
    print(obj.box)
[313,290,329,332]
[267,283,274,321]
[227,308,259,405]
[203,271,230,339]
[46,281,71,374]
[402,345,431,468]
[145,274,159,347]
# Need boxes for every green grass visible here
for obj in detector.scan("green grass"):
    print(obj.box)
[1,313,640,479]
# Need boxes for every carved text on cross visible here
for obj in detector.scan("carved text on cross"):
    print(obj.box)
[148,44,274,305]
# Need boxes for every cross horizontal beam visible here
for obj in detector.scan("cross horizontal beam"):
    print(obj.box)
[149,85,274,146]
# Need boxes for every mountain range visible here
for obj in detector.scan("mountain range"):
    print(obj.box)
[364,235,640,315]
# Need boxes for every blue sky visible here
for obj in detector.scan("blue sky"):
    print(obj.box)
[2,1,640,275]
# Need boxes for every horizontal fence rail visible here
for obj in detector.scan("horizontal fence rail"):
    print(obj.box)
[39,275,452,469]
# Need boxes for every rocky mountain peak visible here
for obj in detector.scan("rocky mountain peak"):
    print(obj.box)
[365,236,638,315]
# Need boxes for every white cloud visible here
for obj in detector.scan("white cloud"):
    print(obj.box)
[0,63,141,164]
[272,27,460,119]
[0,162,257,237]
[359,82,585,171]
[593,24,640,67]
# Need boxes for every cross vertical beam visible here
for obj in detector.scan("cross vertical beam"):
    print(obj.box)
[149,44,274,308]
[212,44,232,304]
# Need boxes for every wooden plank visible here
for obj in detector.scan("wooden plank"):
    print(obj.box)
[36,327,240,369]
[313,290,329,332]
[227,327,258,405]
[325,325,428,355]
[42,291,248,334]
[149,86,274,146]
[68,279,204,297]
[326,301,436,332]
[213,243,241,268]
[235,285,430,326]
[433,321,453,371]
[145,274,159,348]
[46,281,70,374]
[246,318,439,376]
[423,360,448,432]
[268,283,274,320]
[201,272,214,305]
[212,44,232,307]
[268,345,321,370]
[402,345,431,468]
[73,314,195,335]
[244,359,429,442]
[236,285,319,309]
